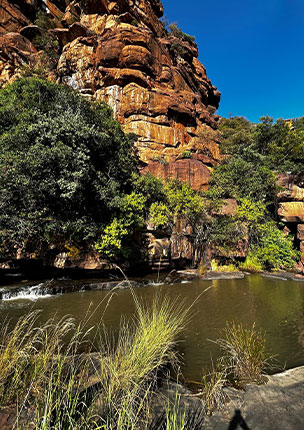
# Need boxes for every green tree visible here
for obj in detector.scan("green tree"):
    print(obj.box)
[0,78,137,254]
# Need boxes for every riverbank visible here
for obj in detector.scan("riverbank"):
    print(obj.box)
[204,365,304,429]
[1,274,304,389]
[1,360,303,429]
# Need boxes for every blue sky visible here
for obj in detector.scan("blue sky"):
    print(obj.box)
[161,0,304,122]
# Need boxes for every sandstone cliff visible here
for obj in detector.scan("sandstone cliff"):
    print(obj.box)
[277,173,304,273]
[0,0,221,190]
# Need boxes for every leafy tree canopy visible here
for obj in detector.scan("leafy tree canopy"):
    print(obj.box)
[0,78,137,253]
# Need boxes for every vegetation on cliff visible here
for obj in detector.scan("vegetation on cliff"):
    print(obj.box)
[0,78,206,263]
[0,77,302,271]
[208,116,304,271]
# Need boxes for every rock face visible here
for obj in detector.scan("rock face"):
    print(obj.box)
[0,0,221,190]
[277,173,304,272]
[278,202,304,223]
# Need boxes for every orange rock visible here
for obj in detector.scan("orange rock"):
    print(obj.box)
[278,202,304,223]
[0,0,32,34]
[141,159,211,191]
[0,0,221,190]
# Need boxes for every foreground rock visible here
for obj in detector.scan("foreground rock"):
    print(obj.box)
[204,366,304,430]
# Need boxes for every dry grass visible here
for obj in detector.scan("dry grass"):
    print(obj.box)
[0,293,190,430]
[201,364,227,414]
[97,294,189,428]
[215,321,270,383]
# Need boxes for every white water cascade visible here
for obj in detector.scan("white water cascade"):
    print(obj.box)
[0,283,52,301]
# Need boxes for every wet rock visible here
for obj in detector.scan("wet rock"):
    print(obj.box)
[202,271,245,280]
[163,269,197,284]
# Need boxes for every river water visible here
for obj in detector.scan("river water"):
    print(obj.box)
[1,274,304,383]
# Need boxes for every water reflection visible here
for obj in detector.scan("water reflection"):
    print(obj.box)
[1,274,304,381]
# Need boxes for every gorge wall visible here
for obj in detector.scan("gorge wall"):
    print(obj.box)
[0,0,221,191]
[278,174,304,273]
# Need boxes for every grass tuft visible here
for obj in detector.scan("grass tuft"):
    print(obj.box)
[0,293,190,429]
[201,364,227,414]
[215,321,270,384]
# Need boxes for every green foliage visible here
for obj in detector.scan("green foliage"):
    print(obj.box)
[168,23,196,43]
[0,78,137,254]
[210,259,238,272]
[208,216,246,256]
[95,192,146,258]
[218,116,253,155]
[33,33,60,68]
[208,115,303,269]
[180,150,192,159]
[94,218,129,258]
[210,156,277,203]
[218,115,304,176]
[130,19,138,27]
[253,226,300,270]
[131,172,166,208]
[152,155,168,164]
[239,252,263,272]
[237,198,267,244]
[237,198,266,226]
[34,10,56,30]
[164,180,205,221]
[169,40,188,60]
[149,202,171,228]
[251,116,304,174]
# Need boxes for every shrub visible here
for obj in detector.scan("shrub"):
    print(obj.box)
[215,322,270,384]
[149,202,171,228]
[168,23,196,43]
[95,192,146,258]
[210,259,238,272]
[180,150,192,159]
[239,252,263,272]
[253,225,300,270]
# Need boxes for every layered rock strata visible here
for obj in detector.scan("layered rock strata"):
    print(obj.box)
[0,0,221,190]
[277,174,304,272]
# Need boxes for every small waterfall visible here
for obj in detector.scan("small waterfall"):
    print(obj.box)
[1,283,52,301]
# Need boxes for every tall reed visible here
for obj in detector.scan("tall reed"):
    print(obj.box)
[97,294,189,428]
[0,292,190,430]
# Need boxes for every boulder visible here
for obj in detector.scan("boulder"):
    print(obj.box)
[278,202,304,223]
